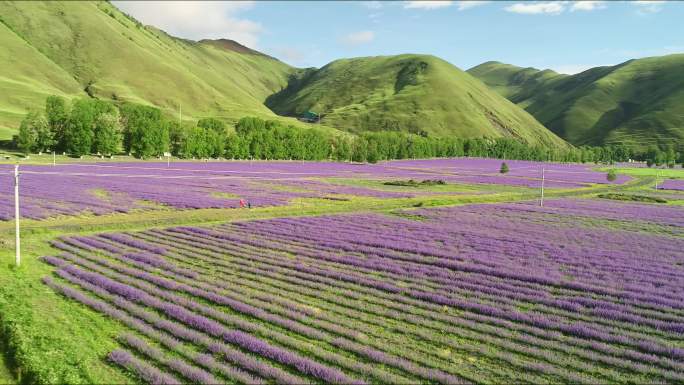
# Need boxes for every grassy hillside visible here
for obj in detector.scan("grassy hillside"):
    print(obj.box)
[0,1,566,147]
[467,61,566,102]
[0,1,308,139]
[468,55,684,148]
[267,54,568,147]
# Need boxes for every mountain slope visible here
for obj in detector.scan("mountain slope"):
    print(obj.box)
[0,1,567,148]
[468,56,684,148]
[0,0,298,139]
[267,54,568,147]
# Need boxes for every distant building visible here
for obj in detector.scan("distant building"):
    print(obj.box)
[299,111,320,123]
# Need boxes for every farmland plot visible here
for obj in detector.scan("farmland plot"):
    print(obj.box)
[41,198,684,384]
[0,159,628,220]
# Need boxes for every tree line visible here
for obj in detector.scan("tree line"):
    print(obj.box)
[14,95,684,166]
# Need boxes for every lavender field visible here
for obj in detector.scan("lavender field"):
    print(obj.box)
[659,179,684,191]
[39,197,684,384]
[2,157,681,384]
[0,159,628,220]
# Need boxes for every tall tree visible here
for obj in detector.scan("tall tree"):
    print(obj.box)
[17,111,53,154]
[93,110,123,156]
[65,99,115,156]
[17,112,39,154]
[120,103,168,158]
[197,117,226,133]
[45,95,69,152]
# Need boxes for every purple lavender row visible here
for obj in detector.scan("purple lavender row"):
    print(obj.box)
[43,257,270,384]
[167,226,683,353]
[44,265,306,385]
[40,275,185,384]
[149,243,607,384]
[220,222,684,332]
[220,220,684,320]
[52,243,456,384]
[47,252,332,384]
[55,262,363,385]
[117,333,218,384]
[108,349,181,385]
[658,179,684,191]
[140,229,684,377]
[137,230,684,382]
[59,231,586,384]
[233,210,684,306]
[246,212,684,284]
[99,233,167,255]
[0,157,624,220]
[176,222,679,342]
[64,226,684,382]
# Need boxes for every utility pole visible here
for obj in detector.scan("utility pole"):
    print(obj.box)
[52,151,56,166]
[14,165,20,267]
[540,167,545,207]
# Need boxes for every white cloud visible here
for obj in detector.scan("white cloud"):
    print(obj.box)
[504,2,566,15]
[570,1,606,12]
[369,12,383,23]
[456,1,489,11]
[633,0,665,14]
[340,30,375,46]
[404,1,453,10]
[361,1,383,9]
[112,1,262,47]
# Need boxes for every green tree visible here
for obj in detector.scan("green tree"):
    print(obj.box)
[45,95,69,152]
[17,111,53,154]
[205,127,224,158]
[224,134,243,159]
[120,104,168,158]
[352,137,368,163]
[65,99,115,156]
[197,117,226,133]
[168,121,186,156]
[500,162,509,174]
[606,169,617,182]
[665,146,677,167]
[93,111,122,156]
[366,140,379,164]
[18,112,39,154]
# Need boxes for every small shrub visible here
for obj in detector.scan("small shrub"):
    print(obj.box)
[500,162,509,174]
[597,193,667,204]
[606,169,617,182]
[383,179,446,187]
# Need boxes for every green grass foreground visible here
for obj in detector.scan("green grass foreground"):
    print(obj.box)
[0,174,674,384]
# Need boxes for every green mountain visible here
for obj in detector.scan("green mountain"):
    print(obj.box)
[266,54,567,147]
[0,0,300,139]
[0,0,567,148]
[468,55,684,148]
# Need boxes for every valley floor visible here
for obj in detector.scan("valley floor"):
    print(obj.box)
[0,159,681,384]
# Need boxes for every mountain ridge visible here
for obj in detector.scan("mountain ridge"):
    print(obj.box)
[468,55,684,148]
[0,0,568,148]
[266,54,568,147]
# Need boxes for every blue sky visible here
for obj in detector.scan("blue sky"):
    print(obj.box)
[115,1,683,74]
